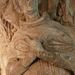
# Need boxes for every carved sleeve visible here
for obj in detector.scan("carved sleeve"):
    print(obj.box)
[28,27,75,73]
[41,28,75,73]
[43,27,74,53]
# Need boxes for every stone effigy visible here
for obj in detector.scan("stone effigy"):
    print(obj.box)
[0,0,75,75]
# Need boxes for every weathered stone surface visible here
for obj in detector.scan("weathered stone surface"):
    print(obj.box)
[0,0,75,75]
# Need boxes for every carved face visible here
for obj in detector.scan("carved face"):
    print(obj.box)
[16,0,38,14]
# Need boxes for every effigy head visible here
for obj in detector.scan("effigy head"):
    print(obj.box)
[13,0,39,14]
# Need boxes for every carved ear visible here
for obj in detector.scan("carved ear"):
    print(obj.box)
[13,0,22,13]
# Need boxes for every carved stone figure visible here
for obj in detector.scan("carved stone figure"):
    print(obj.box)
[0,0,75,75]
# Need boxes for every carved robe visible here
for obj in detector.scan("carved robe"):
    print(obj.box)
[0,12,75,75]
